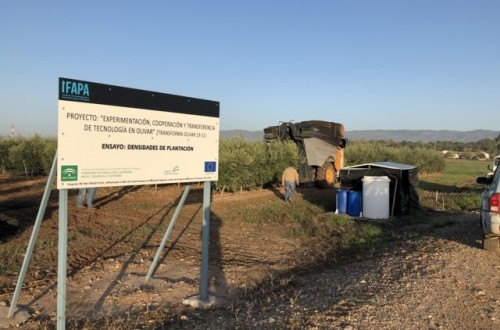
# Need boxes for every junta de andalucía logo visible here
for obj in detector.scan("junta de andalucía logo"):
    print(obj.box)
[61,165,78,181]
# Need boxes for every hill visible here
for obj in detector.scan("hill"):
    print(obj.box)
[346,129,500,143]
[220,129,500,143]
[220,129,264,141]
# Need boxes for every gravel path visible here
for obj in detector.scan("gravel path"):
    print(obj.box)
[302,216,500,329]
[183,213,500,329]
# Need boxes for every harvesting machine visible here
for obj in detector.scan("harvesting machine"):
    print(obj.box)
[263,120,347,187]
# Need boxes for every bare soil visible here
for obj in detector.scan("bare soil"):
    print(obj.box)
[0,176,499,329]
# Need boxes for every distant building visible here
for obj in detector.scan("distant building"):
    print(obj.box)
[477,152,490,160]
[442,150,460,159]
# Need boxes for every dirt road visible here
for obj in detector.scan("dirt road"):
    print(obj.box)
[170,213,500,329]
[1,178,499,329]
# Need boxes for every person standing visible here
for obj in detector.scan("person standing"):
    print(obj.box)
[282,165,299,202]
[77,187,97,208]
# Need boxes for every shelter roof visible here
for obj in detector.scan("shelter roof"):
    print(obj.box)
[342,161,417,171]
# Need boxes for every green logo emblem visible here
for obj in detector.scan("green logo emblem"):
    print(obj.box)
[61,165,78,181]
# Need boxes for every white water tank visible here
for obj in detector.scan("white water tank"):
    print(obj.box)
[362,176,390,219]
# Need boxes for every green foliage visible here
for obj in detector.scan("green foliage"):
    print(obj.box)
[285,210,385,249]
[1,134,447,185]
[218,137,255,192]
[419,161,486,212]
[345,141,445,173]
[0,136,57,177]
[216,136,300,192]
[41,137,57,174]
[8,135,47,177]
[241,200,290,224]
[441,160,488,184]
[237,197,385,247]
[2,134,482,189]
[266,139,302,183]
[443,192,481,212]
[0,138,16,173]
[496,134,500,154]
[398,137,499,156]
[338,222,384,248]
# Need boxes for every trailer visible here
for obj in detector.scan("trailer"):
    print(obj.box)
[263,120,347,187]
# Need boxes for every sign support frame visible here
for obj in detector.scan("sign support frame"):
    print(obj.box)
[7,154,58,319]
[145,184,192,280]
[145,181,213,304]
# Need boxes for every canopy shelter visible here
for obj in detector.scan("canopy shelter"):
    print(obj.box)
[339,162,420,217]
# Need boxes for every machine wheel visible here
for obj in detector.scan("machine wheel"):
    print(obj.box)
[482,235,500,252]
[325,163,336,186]
[316,163,335,188]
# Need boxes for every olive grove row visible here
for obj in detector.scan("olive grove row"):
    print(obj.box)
[0,136,445,192]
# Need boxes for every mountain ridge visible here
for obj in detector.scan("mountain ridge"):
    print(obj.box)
[220,129,500,143]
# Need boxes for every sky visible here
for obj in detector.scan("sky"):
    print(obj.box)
[1,0,499,137]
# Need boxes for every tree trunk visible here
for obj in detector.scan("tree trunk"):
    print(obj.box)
[23,160,28,179]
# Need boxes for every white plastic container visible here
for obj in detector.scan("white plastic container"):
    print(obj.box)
[362,176,390,219]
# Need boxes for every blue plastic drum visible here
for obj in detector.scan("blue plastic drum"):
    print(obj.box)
[336,189,348,214]
[347,190,362,216]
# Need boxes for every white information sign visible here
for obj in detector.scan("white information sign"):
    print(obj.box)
[57,78,220,189]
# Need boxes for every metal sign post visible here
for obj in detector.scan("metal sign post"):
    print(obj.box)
[200,181,211,301]
[57,189,68,330]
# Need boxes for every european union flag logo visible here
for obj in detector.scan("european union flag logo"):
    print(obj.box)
[204,161,217,172]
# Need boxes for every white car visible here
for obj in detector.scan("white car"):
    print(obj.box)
[477,163,500,251]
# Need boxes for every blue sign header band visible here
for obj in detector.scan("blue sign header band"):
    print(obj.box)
[59,77,219,118]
